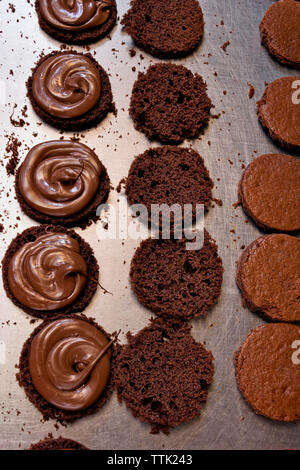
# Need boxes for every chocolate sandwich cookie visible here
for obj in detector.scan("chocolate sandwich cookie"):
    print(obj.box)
[35,0,117,45]
[125,146,213,227]
[15,140,110,228]
[257,77,300,151]
[121,0,204,59]
[260,0,300,69]
[27,51,114,131]
[239,153,300,232]
[236,234,300,322]
[17,314,116,422]
[29,436,88,450]
[2,225,99,319]
[115,318,214,434]
[235,323,300,422]
[130,230,223,321]
[130,63,212,144]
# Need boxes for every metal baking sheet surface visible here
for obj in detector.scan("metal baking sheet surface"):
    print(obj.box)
[0,0,299,450]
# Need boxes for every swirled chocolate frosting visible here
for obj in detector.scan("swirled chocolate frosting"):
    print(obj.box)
[18,141,102,217]
[39,0,114,31]
[29,318,111,411]
[32,53,101,118]
[8,233,87,311]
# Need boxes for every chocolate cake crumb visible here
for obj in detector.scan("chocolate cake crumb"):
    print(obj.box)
[5,134,21,176]
[125,146,214,226]
[221,40,230,52]
[115,318,214,433]
[122,0,204,58]
[130,63,212,144]
[130,230,223,321]
[248,84,255,99]
[116,177,127,193]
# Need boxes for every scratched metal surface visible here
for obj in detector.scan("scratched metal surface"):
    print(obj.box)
[0,0,299,450]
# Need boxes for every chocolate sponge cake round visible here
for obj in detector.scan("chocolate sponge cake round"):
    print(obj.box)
[125,146,213,226]
[17,314,116,423]
[27,51,114,131]
[35,0,117,45]
[15,140,110,228]
[236,234,300,322]
[235,323,300,422]
[239,153,300,232]
[29,436,88,450]
[260,0,300,69]
[2,225,99,319]
[130,63,212,144]
[130,230,223,321]
[121,0,204,58]
[115,318,214,434]
[257,77,300,151]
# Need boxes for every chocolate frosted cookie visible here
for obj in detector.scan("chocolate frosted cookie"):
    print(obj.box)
[257,77,300,151]
[130,63,212,144]
[239,153,300,232]
[15,140,110,228]
[260,0,300,69]
[121,0,204,58]
[17,314,116,422]
[2,225,99,319]
[130,231,223,321]
[29,436,88,450]
[235,323,300,422]
[236,234,300,322]
[125,146,213,226]
[27,51,114,131]
[116,318,214,434]
[35,0,117,45]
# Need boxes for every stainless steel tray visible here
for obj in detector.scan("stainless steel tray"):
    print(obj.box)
[0,0,299,450]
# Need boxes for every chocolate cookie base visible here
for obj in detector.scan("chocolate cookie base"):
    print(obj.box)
[259,0,300,70]
[2,225,99,319]
[121,0,204,59]
[130,63,212,144]
[35,0,117,45]
[27,51,115,131]
[130,231,223,322]
[234,324,300,422]
[29,436,88,450]
[236,237,276,322]
[257,91,300,152]
[238,154,300,233]
[15,163,110,229]
[115,318,214,434]
[236,235,300,322]
[17,314,117,423]
[260,24,300,70]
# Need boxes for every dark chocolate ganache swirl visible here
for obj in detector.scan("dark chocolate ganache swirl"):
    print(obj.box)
[29,318,111,411]
[32,53,101,119]
[18,141,102,217]
[39,0,114,31]
[8,233,87,311]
